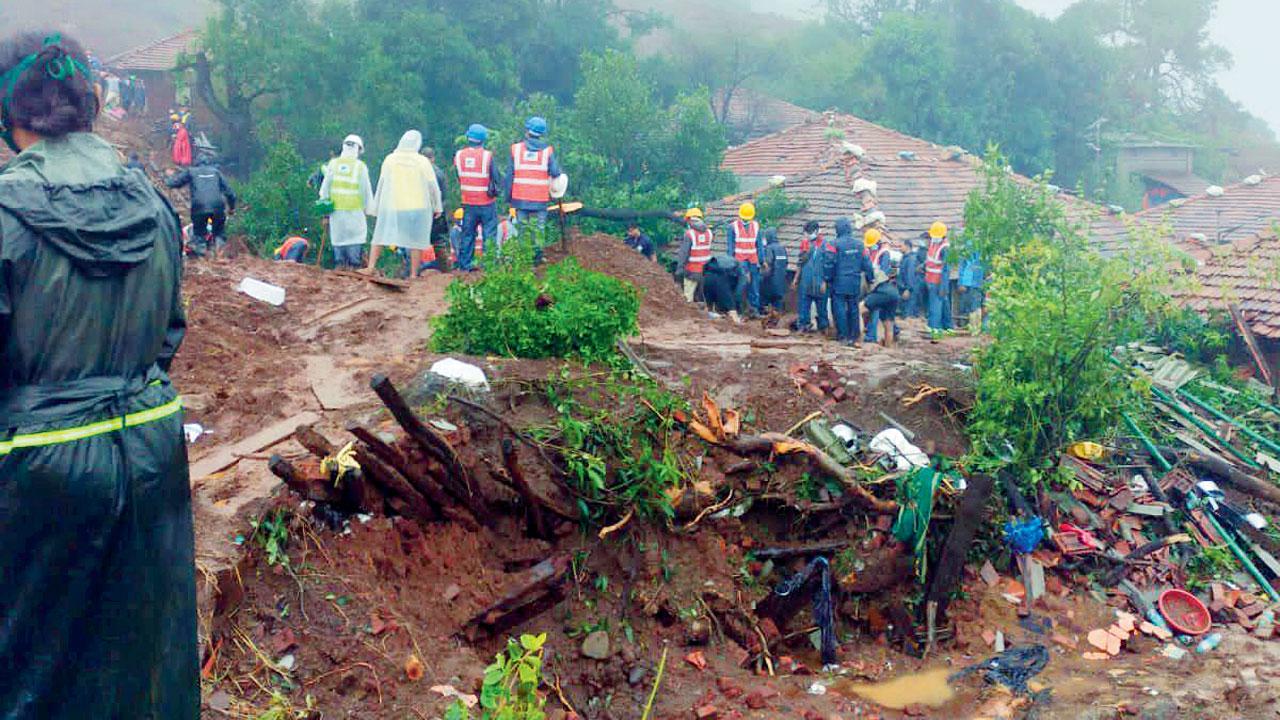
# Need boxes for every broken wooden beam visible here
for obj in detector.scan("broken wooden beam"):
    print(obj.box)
[370,374,488,521]
[503,439,549,539]
[350,442,439,522]
[461,554,571,641]
[347,422,479,530]
[268,454,340,505]
[295,424,337,459]
[924,473,995,621]
[1102,533,1193,586]
[1172,448,1280,506]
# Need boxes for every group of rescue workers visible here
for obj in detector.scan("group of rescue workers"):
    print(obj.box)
[307,117,563,277]
[674,203,983,345]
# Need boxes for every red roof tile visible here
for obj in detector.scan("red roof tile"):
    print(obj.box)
[721,112,942,179]
[1174,230,1280,338]
[107,30,199,72]
[1095,175,1280,254]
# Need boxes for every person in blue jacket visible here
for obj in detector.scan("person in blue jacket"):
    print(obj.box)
[827,218,874,346]
[957,252,986,332]
[759,228,789,313]
[795,220,835,333]
[899,237,925,318]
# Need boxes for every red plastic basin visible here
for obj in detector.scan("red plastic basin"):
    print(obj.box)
[1158,588,1212,636]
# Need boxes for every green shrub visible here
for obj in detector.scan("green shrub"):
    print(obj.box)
[229,140,323,257]
[431,256,640,363]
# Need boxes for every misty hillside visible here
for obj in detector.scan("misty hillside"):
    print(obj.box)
[1,0,211,57]
[3,0,807,59]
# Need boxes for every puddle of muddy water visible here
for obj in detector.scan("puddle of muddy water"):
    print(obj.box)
[834,667,956,710]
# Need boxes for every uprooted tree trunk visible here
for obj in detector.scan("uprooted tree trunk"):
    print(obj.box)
[715,432,898,514]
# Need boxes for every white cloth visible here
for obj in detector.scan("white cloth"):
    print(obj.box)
[371,131,442,250]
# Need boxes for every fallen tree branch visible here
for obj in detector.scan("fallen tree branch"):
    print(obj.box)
[461,554,572,641]
[1165,447,1280,506]
[503,439,550,539]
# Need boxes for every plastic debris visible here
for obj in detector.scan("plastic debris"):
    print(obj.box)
[238,277,286,306]
[869,428,929,472]
[427,358,490,392]
[952,644,1050,694]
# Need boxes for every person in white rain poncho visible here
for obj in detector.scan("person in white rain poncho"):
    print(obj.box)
[319,134,375,268]
[366,130,443,278]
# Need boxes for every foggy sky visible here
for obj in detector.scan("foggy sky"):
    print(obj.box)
[1016,0,1280,137]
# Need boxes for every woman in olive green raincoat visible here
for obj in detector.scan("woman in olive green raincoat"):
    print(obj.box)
[0,32,198,719]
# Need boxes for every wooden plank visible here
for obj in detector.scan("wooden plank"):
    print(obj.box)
[925,474,996,618]
[189,411,322,480]
[1230,303,1277,396]
[331,269,409,290]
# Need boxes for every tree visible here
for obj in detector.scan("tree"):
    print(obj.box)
[960,150,1182,486]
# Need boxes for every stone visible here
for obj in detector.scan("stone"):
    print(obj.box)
[745,692,770,710]
[442,584,462,602]
[685,650,708,671]
[580,630,610,660]
[685,618,711,646]
[695,705,719,719]
[628,667,647,686]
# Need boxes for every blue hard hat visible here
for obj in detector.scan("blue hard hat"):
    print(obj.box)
[525,116,548,136]
[466,123,488,143]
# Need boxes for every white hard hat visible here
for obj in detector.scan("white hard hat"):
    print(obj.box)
[343,134,364,151]
[550,173,569,200]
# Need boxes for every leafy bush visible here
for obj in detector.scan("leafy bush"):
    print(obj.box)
[446,634,547,720]
[536,370,689,524]
[962,149,1179,487]
[229,140,322,256]
[431,254,640,363]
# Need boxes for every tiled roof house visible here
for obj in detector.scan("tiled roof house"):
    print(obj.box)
[709,110,1121,254]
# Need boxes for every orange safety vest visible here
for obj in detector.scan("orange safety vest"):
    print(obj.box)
[454,146,495,206]
[924,237,949,285]
[511,142,552,203]
[732,219,760,264]
[685,228,713,274]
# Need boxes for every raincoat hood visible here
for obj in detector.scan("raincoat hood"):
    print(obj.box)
[0,133,162,277]
[397,130,423,154]
[834,218,853,239]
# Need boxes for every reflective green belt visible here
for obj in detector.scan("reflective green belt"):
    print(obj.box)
[0,396,183,458]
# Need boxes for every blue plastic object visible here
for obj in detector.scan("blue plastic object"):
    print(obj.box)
[1003,517,1045,554]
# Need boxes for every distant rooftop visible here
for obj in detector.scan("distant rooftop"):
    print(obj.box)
[1176,229,1280,339]
[1095,174,1280,254]
[107,30,199,72]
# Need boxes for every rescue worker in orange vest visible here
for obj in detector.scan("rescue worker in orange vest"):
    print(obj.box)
[726,201,764,317]
[924,221,950,341]
[454,124,502,272]
[506,116,562,229]
[675,208,714,304]
[273,235,309,263]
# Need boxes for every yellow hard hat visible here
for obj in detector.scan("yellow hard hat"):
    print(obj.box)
[738,202,756,221]
[929,221,948,239]
[509,207,516,218]
[453,208,464,221]
[864,228,882,247]
[684,208,704,220]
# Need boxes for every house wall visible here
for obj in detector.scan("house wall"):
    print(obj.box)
[1118,145,1195,179]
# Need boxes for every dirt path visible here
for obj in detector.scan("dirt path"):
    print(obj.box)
[173,257,452,580]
